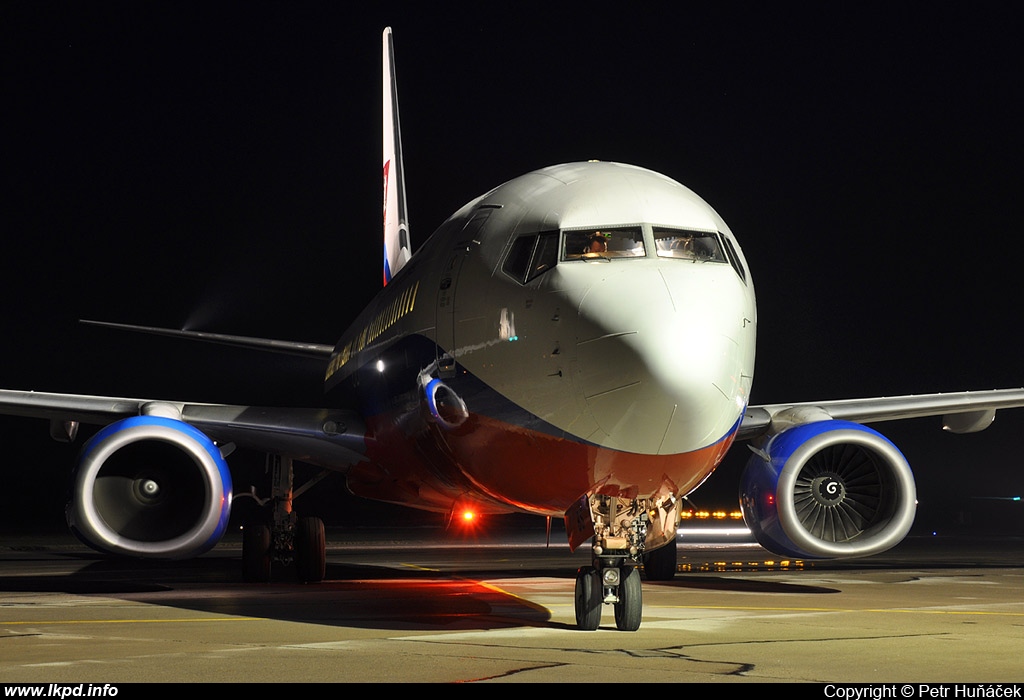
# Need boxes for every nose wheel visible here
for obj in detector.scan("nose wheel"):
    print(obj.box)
[574,566,602,630]
[573,560,643,631]
[613,565,641,631]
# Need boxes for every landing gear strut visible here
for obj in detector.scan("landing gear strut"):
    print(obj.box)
[241,454,328,583]
[571,495,651,631]
[569,491,679,630]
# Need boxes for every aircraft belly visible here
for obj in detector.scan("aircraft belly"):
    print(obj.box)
[411,411,732,514]
[434,367,732,510]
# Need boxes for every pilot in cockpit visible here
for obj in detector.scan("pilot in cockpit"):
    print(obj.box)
[672,233,696,257]
[585,232,608,254]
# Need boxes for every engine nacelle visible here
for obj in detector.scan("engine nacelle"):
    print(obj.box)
[66,416,232,559]
[740,420,916,559]
[424,377,469,430]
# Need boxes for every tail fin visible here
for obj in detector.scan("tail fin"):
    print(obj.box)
[382,27,411,286]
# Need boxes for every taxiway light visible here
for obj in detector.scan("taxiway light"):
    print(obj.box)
[680,509,745,521]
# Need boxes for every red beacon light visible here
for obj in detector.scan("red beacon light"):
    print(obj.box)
[450,506,481,531]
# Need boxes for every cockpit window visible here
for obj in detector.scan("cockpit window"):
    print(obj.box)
[502,231,559,284]
[503,236,533,281]
[720,234,748,283]
[562,226,645,260]
[653,227,727,263]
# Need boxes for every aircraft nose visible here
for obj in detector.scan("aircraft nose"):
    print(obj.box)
[574,264,748,455]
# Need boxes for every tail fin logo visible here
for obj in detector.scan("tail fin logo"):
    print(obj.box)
[382,27,411,286]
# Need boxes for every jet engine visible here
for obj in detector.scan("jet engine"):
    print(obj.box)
[740,420,916,559]
[66,415,232,559]
[424,377,469,430]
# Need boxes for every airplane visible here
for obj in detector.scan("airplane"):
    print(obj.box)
[3,26,1024,632]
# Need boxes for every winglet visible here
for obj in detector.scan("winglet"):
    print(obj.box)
[382,27,412,286]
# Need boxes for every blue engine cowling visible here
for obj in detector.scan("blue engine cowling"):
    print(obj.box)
[740,420,917,559]
[66,415,232,559]
[424,377,469,430]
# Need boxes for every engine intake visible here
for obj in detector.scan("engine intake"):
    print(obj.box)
[66,416,232,559]
[740,420,916,559]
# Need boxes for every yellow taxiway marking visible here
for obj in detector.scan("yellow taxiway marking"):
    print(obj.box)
[0,617,261,625]
[476,581,552,615]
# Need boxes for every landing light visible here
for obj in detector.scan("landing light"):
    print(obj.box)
[376,359,385,373]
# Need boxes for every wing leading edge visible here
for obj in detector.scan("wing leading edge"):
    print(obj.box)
[0,389,367,468]
[80,320,336,360]
[738,387,1024,441]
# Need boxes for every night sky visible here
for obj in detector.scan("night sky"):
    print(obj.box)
[3,3,1023,531]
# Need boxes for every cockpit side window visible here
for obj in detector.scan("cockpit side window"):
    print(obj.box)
[720,234,748,283]
[561,226,645,260]
[531,231,559,278]
[653,227,727,263]
[501,230,560,284]
[502,236,533,282]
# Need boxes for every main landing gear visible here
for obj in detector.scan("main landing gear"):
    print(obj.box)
[571,493,679,630]
[241,454,330,583]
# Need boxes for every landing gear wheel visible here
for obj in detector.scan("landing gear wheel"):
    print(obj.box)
[242,522,271,583]
[295,515,326,583]
[574,566,602,630]
[614,566,642,631]
[642,537,677,581]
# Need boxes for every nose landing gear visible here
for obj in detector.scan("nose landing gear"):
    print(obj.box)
[571,493,674,631]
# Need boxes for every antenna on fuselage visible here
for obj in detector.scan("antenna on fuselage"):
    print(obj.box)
[382,27,412,286]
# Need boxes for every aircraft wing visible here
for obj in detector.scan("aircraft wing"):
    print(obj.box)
[738,387,1024,441]
[0,389,367,469]
[79,320,337,360]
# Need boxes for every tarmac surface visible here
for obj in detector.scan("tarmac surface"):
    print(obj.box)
[2,523,1023,684]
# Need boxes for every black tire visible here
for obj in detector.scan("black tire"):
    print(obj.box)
[642,537,678,581]
[295,515,326,583]
[614,565,642,631]
[242,522,271,583]
[574,566,602,630]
